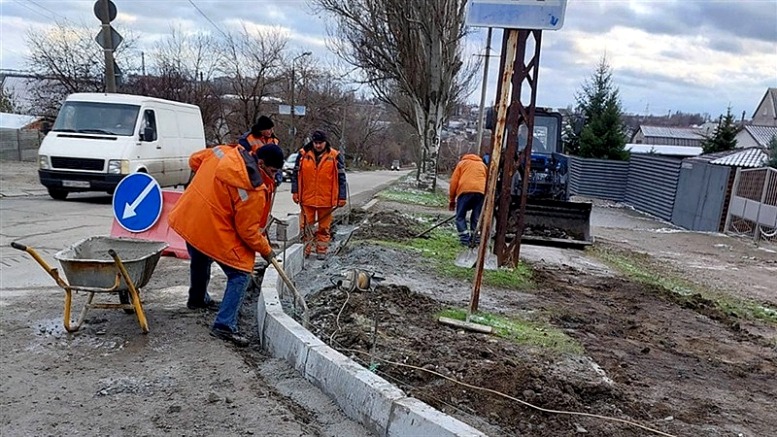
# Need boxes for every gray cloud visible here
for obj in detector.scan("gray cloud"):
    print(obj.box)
[566,1,777,43]
[1,0,774,118]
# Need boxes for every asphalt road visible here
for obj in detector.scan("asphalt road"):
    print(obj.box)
[0,169,407,294]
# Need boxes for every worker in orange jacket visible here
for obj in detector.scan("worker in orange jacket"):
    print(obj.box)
[170,144,284,347]
[449,153,487,247]
[238,115,279,153]
[291,130,348,259]
[188,116,279,172]
[237,115,283,184]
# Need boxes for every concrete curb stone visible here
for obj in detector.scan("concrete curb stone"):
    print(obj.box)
[257,243,487,437]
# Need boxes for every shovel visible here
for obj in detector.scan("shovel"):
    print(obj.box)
[454,238,498,270]
[269,257,309,327]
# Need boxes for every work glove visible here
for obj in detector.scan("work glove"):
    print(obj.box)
[448,201,455,212]
[337,199,347,207]
[292,193,300,204]
[262,249,277,262]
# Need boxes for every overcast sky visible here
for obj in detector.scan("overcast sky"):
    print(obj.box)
[1,0,775,119]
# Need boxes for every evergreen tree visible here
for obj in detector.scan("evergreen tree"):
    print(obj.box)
[701,107,738,154]
[562,105,584,155]
[0,88,17,113]
[768,135,777,168]
[574,57,628,160]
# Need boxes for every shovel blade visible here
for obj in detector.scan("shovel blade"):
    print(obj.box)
[454,247,500,270]
[454,248,478,268]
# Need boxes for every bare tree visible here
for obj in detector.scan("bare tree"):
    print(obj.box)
[24,21,138,118]
[220,24,287,136]
[313,0,476,188]
[137,27,224,143]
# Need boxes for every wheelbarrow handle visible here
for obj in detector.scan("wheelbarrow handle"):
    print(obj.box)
[11,242,27,251]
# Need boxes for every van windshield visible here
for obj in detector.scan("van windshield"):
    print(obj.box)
[52,101,141,136]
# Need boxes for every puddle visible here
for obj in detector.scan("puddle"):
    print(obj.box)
[28,316,127,352]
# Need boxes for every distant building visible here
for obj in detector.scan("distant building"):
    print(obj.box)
[735,125,777,149]
[631,125,704,147]
[751,87,777,127]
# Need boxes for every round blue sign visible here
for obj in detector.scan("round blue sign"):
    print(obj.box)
[112,173,163,232]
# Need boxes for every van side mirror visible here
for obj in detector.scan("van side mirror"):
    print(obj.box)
[141,126,155,142]
[40,121,51,135]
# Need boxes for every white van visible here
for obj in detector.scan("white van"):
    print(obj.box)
[38,93,206,200]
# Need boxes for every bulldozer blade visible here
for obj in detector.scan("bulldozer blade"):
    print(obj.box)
[517,199,593,249]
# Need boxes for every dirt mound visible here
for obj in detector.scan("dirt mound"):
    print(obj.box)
[307,284,647,436]
[304,263,777,436]
[352,210,419,241]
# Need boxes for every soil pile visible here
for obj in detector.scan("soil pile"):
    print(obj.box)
[304,265,777,436]
[308,284,649,436]
[353,211,419,241]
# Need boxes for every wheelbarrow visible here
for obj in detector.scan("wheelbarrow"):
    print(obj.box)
[11,236,168,334]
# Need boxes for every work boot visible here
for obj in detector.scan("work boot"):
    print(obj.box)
[187,299,221,311]
[210,328,250,347]
[316,252,326,261]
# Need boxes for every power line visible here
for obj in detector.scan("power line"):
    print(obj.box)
[28,0,59,17]
[10,0,55,21]
[187,0,229,39]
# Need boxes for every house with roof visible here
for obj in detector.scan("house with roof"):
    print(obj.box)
[734,88,777,149]
[735,124,777,149]
[630,126,704,147]
[751,87,777,127]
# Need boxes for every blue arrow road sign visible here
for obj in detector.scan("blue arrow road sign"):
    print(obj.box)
[112,173,163,233]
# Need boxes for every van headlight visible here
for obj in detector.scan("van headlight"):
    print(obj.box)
[39,155,50,170]
[108,159,130,174]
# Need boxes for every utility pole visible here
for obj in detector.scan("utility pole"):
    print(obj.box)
[290,52,311,148]
[341,94,347,164]
[99,0,116,92]
[475,28,494,156]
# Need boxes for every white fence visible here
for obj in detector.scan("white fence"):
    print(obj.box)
[724,167,777,242]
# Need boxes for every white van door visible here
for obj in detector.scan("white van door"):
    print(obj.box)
[155,108,185,185]
[137,108,168,185]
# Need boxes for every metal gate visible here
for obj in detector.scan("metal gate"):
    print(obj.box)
[624,155,682,221]
[671,161,731,231]
[568,156,630,201]
[725,167,777,242]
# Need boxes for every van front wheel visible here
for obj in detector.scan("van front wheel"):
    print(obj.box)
[47,188,69,200]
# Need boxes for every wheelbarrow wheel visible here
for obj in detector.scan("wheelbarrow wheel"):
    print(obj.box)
[119,291,136,314]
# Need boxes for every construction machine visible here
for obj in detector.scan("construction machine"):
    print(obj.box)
[488,108,593,248]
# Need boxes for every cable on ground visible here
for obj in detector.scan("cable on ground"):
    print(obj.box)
[340,347,678,437]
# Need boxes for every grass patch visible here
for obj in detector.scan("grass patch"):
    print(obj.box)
[377,188,448,207]
[438,308,583,355]
[375,174,448,207]
[371,230,533,290]
[592,246,777,326]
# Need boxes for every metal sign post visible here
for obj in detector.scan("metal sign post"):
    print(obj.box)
[466,0,567,310]
[470,29,519,315]
[94,0,120,93]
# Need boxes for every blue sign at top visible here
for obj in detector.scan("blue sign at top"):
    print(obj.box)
[112,173,163,233]
[466,0,568,30]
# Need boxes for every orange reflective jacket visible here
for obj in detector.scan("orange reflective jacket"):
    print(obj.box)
[170,145,274,272]
[449,154,487,202]
[243,133,278,154]
[293,145,345,207]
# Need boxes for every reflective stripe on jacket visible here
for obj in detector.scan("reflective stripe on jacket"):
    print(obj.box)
[291,142,347,207]
[170,145,274,272]
[449,154,487,202]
